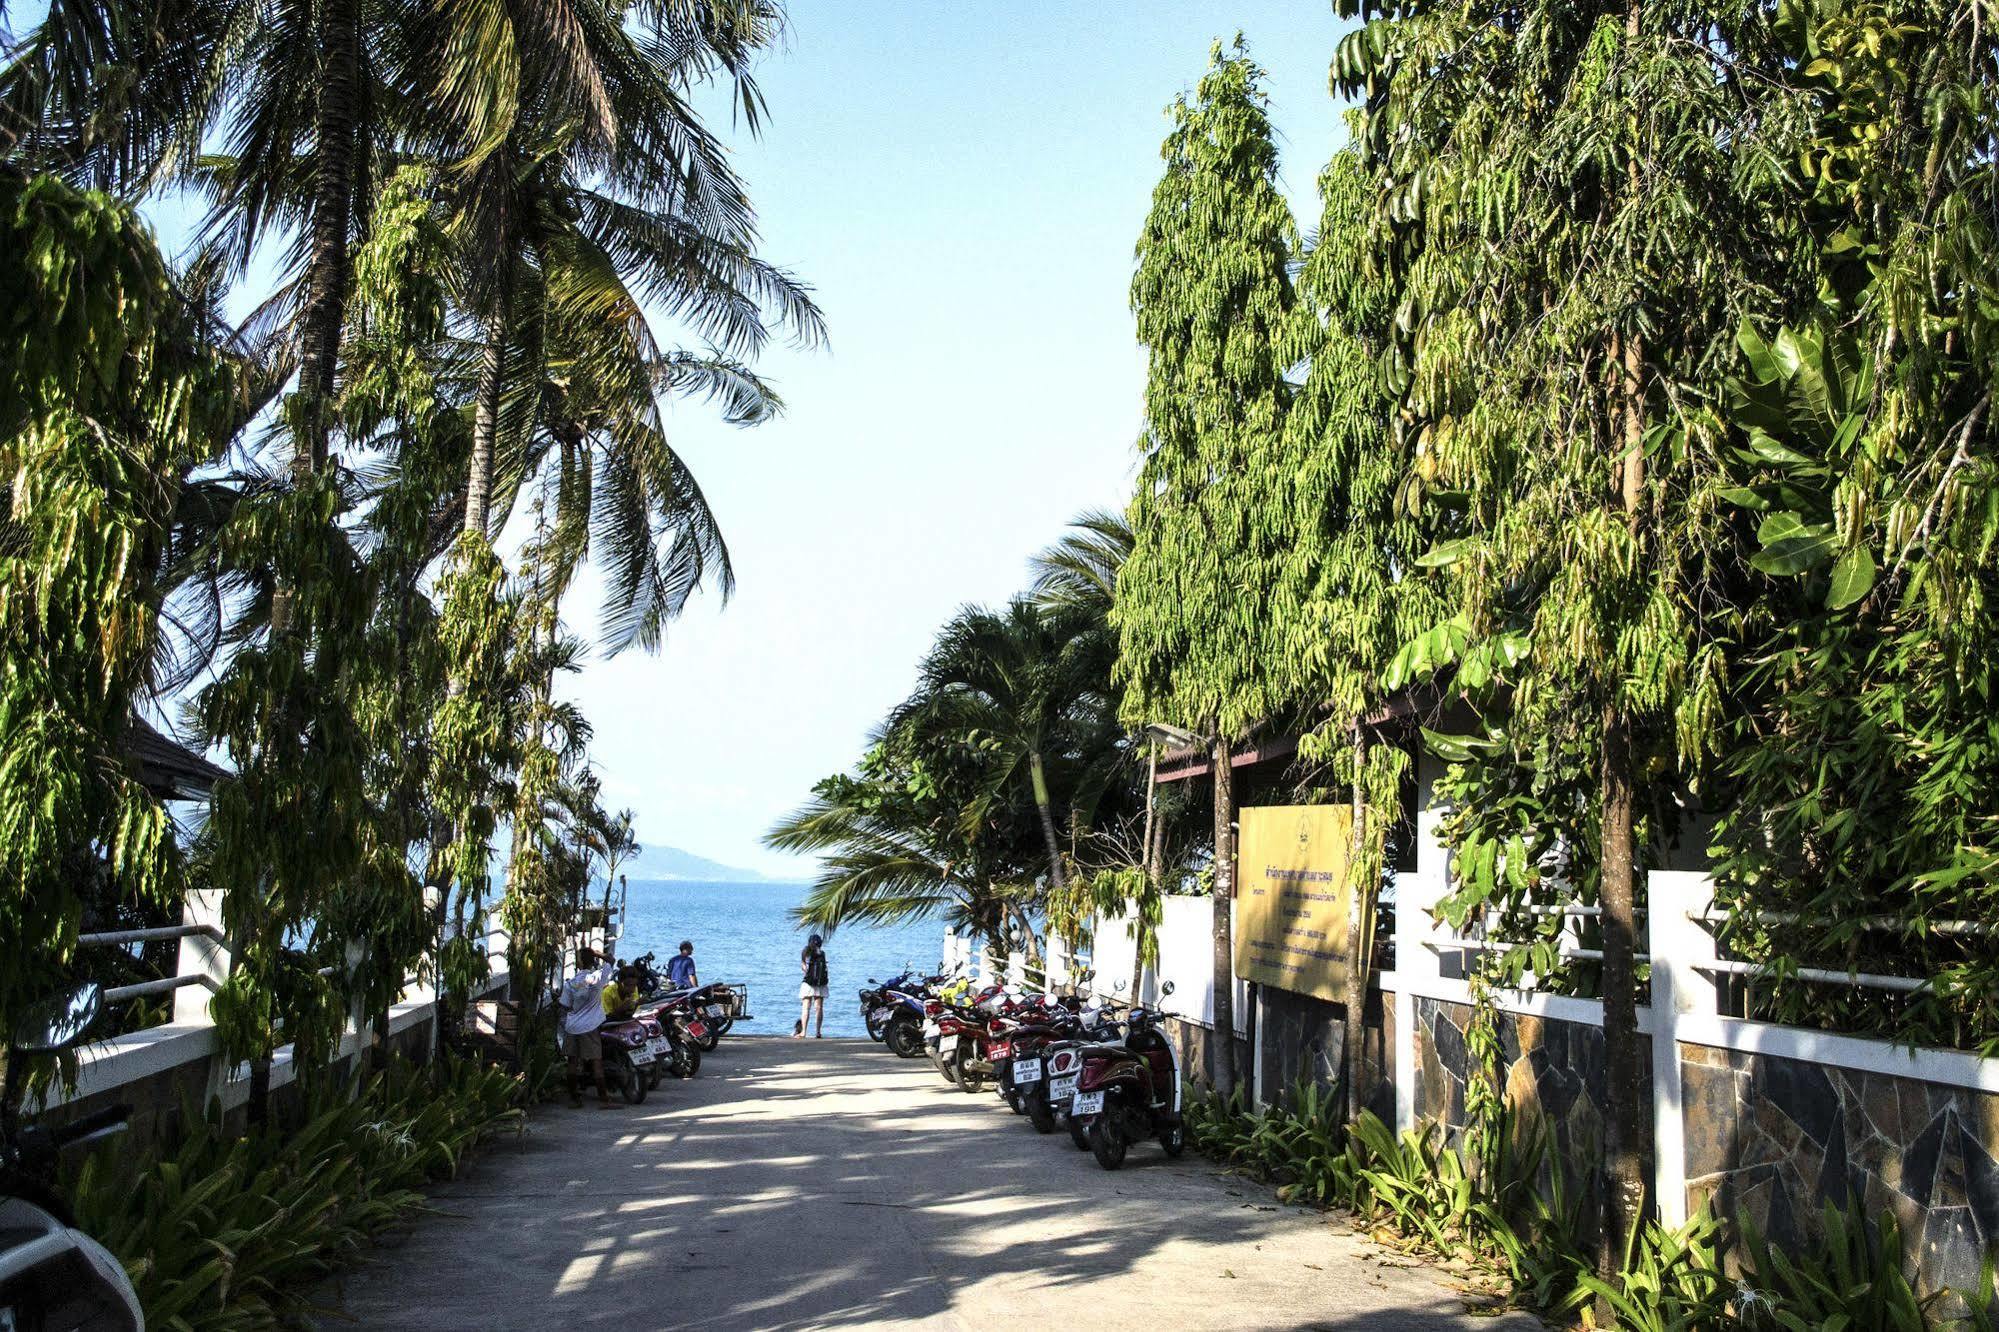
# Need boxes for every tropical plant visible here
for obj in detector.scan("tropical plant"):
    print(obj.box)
[0,168,238,1036]
[1116,38,1300,1094]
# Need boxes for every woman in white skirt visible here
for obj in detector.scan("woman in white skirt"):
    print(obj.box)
[796,934,829,1038]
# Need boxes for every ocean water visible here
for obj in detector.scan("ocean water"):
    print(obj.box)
[616,879,942,1037]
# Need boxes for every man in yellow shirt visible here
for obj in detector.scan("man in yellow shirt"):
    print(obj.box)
[602,964,642,1023]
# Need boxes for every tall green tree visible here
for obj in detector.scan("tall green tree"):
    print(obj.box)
[1285,140,1449,1123]
[0,169,238,1035]
[1115,38,1299,1095]
[1336,0,1817,1276]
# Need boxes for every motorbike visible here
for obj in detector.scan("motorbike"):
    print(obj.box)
[641,996,710,1079]
[865,971,943,1059]
[989,996,1082,1117]
[595,1017,660,1103]
[1,982,146,1331]
[927,983,1023,1093]
[631,955,748,1052]
[1063,983,1184,1170]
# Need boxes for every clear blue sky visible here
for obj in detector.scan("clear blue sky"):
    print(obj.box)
[117,2,1359,877]
[566,3,1359,877]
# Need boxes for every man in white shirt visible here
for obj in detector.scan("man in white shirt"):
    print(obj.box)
[559,946,616,1107]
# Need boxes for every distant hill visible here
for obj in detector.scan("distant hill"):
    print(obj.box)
[622,845,794,884]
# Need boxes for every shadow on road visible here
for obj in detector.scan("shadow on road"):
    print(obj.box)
[314,1039,1532,1332]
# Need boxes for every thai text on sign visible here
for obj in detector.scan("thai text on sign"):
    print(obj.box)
[1233,805,1354,1003]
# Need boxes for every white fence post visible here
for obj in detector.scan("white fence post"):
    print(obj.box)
[1396,753,1451,1135]
[173,888,229,1024]
[1648,871,1717,1228]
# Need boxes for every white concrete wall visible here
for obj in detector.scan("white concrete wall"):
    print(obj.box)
[1091,896,1247,1036]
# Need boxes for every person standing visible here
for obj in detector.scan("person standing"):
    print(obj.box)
[559,946,616,1107]
[796,935,828,1038]
[666,940,699,990]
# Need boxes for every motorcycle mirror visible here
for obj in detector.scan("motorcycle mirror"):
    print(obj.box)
[1112,979,1129,995]
[1161,981,1176,997]
[11,983,102,1054]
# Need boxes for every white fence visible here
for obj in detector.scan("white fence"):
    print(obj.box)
[54,889,514,1117]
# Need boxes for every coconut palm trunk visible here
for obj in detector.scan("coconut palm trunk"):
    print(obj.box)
[465,304,507,536]
[248,0,361,1128]
[1028,750,1067,900]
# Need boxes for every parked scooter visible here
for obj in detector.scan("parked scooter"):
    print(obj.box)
[0,982,145,1330]
[595,1017,659,1104]
[1065,982,1184,1170]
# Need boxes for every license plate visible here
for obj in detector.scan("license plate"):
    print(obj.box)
[1049,1074,1077,1100]
[1071,1089,1104,1116]
[687,1020,708,1038]
[922,1021,940,1038]
[646,1037,670,1058]
[707,1004,727,1019]
[990,1042,1012,1059]
[1013,1058,1042,1083]
[871,1007,894,1022]
[631,1050,655,1067]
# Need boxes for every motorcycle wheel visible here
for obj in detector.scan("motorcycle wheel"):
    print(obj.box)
[952,1046,986,1094]
[695,1026,721,1053]
[1159,1122,1186,1157]
[1089,1115,1127,1171]
[676,1042,702,1078]
[1027,1092,1057,1135]
[1003,1088,1023,1113]
[618,1054,648,1105]
[1067,1117,1091,1151]
[886,1019,924,1059]
[865,1012,887,1042]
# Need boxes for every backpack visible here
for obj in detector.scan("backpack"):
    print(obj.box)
[805,950,828,988]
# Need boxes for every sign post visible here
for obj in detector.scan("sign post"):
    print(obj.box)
[1233,805,1355,1003]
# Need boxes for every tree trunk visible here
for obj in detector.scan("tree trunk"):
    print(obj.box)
[1597,264,1650,1293]
[1597,703,1647,1284]
[1210,736,1237,1097]
[1028,751,1067,895]
[1134,748,1158,1001]
[294,0,360,472]
[247,1043,273,1129]
[464,305,506,536]
[1341,722,1371,1127]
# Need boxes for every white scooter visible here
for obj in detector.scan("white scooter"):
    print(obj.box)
[0,982,145,1330]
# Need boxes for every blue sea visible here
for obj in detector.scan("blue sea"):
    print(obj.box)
[616,879,942,1037]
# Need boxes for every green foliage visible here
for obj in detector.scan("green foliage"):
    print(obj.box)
[1115,38,1302,742]
[68,1054,524,1330]
[0,170,236,1033]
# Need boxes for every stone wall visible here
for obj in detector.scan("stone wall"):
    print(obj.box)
[1681,1045,1999,1301]
[1412,996,1650,1236]
[1163,1015,1250,1095]
[1255,984,1393,1121]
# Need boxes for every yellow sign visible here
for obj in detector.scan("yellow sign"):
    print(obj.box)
[1234,805,1355,1002]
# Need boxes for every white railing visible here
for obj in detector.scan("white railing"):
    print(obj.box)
[1390,860,1998,1227]
[57,888,512,1115]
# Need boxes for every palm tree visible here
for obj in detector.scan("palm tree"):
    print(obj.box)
[902,599,1122,932]
[1029,508,1131,621]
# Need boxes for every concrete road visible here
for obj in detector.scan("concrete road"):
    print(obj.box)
[315,1038,1540,1331]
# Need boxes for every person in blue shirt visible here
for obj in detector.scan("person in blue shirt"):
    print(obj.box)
[666,940,699,990]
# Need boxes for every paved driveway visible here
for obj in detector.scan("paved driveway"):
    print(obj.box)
[315,1038,1540,1331]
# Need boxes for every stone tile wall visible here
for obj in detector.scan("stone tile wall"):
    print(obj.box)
[1681,1045,1999,1300]
[1254,985,1394,1121]
[1412,996,1650,1237]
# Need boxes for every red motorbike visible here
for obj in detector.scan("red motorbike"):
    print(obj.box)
[927,983,1019,1092]
[1065,985,1184,1169]
[990,996,1082,1119]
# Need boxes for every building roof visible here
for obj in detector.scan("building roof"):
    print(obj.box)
[125,716,229,798]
